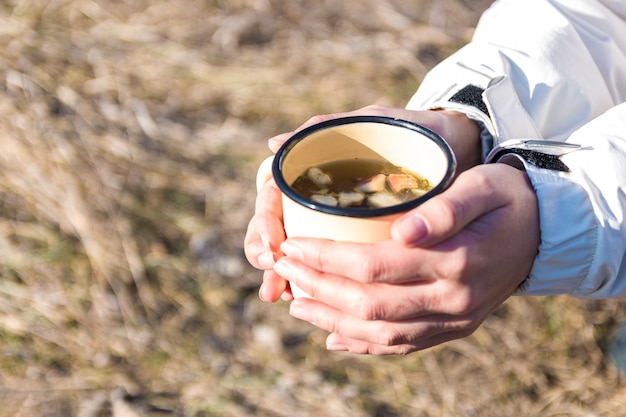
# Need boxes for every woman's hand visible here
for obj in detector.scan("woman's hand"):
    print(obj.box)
[269,105,482,171]
[244,105,483,302]
[271,163,540,354]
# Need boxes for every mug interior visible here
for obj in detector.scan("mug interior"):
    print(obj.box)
[273,116,456,218]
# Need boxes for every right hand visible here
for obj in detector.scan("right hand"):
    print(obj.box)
[273,163,539,354]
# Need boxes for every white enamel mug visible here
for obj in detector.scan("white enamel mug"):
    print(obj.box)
[257,116,456,298]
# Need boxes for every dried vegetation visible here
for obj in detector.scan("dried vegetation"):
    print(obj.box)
[0,0,625,415]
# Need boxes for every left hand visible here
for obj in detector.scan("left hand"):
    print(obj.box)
[245,105,482,303]
[272,163,540,355]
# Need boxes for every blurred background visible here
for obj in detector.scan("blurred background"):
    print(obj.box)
[0,0,625,415]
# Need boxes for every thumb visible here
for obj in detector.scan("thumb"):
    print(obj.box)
[391,167,506,247]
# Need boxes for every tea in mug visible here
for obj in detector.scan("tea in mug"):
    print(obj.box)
[290,158,433,208]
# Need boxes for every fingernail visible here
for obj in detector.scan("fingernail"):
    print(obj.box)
[258,284,269,302]
[393,213,428,246]
[280,240,304,260]
[326,334,349,351]
[273,258,295,282]
[289,300,315,324]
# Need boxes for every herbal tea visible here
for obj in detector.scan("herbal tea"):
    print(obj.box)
[291,158,433,208]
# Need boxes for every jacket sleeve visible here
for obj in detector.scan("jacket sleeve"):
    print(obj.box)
[406,0,626,298]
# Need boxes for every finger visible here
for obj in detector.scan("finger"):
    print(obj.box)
[289,297,478,346]
[326,333,417,355]
[279,237,442,284]
[294,111,365,132]
[268,132,293,153]
[280,286,295,301]
[253,179,285,253]
[259,270,289,302]
[291,105,414,135]
[244,180,285,270]
[325,327,478,355]
[391,166,508,247]
[243,217,274,270]
[270,105,472,157]
[267,107,389,153]
[273,255,456,319]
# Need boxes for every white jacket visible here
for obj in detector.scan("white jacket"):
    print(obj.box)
[406,0,626,298]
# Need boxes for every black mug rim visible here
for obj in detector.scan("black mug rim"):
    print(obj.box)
[272,115,457,218]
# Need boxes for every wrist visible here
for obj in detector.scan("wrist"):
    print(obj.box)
[433,109,482,172]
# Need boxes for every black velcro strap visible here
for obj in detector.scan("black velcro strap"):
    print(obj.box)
[449,85,490,116]
[489,148,571,172]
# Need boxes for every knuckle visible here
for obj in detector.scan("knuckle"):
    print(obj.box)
[437,195,466,229]
[357,252,387,283]
[395,345,417,356]
[474,168,495,190]
[305,114,329,126]
[355,302,379,321]
[304,113,344,127]
[360,104,387,113]
[376,328,406,347]
[460,166,492,190]
[435,248,473,285]
[325,315,343,335]
[453,297,475,317]
[348,291,386,321]
[442,286,475,316]
[423,278,476,317]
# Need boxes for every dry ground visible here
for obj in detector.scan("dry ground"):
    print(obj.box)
[0,0,625,416]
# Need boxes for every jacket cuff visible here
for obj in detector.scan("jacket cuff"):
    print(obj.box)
[512,163,594,296]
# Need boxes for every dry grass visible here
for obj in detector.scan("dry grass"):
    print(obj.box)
[0,0,625,415]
